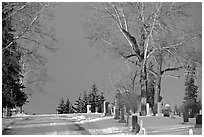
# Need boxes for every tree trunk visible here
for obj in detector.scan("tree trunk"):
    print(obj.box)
[154,53,162,115]
[140,62,147,116]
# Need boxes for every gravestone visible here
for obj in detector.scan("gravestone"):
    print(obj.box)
[132,115,140,133]
[87,105,91,113]
[146,103,150,116]
[101,103,104,113]
[195,110,202,127]
[126,113,129,127]
[102,101,106,116]
[108,104,112,115]
[114,94,120,119]
[156,102,163,116]
[189,129,193,135]
[105,102,109,116]
[95,107,98,113]
[119,107,126,123]
[183,112,189,123]
[111,106,114,115]
[196,115,202,124]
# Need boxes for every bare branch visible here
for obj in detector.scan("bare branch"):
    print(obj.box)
[161,66,185,75]
[104,7,120,25]
[141,2,144,23]
[120,8,128,31]
[111,3,123,28]
[2,2,30,21]
[104,3,140,57]
[161,42,182,50]
[100,38,135,64]
[147,42,182,59]
[162,74,181,78]
[125,54,137,59]
[20,36,57,51]
[3,4,50,51]
[162,48,180,63]
[144,3,162,61]
[147,69,157,77]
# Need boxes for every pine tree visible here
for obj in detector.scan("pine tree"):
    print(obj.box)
[184,64,198,102]
[97,92,106,113]
[74,94,83,113]
[2,2,27,111]
[81,91,89,113]
[88,84,100,112]
[183,63,199,117]
[64,97,74,114]
[74,84,106,113]
[56,98,65,114]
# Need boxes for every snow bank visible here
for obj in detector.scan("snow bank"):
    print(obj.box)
[75,116,113,124]
[88,127,134,135]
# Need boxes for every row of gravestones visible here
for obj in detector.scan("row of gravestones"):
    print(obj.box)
[86,101,114,115]
[86,101,163,116]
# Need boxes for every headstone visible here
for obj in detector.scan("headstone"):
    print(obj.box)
[87,105,91,113]
[146,103,150,116]
[119,107,126,123]
[114,96,120,119]
[195,114,202,128]
[102,101,106,116]
[105,102,109,116]
[101,103,104,113]
[183,112,189,123]
[108,104,112,115]
[95,107,98,113]
[156,102,163,116]
[139,128,147,135]
[140,120,143,129]
[126,113,129,127]
[111,106,114,115]
[189,129,193,135]
[157,102,161,114]
[131,115,140,133]
[196,115,202,124]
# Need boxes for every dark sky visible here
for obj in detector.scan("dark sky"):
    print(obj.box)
[23,2,202,114]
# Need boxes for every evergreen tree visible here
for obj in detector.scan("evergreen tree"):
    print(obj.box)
[81,91,89,113]
[2,2,27,110]
[74,84,106,113]
[56,98,65,114]
[64,97,74,114]
[183,63,199,117]
[74,94,83,113]
[97,92,106,113]
[88,84,100,112]
[184,64,198,102]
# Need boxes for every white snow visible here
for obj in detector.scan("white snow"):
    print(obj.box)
[88,127,133,135]
[74,116,113,124]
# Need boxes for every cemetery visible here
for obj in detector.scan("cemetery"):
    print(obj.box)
[85,91,202,134]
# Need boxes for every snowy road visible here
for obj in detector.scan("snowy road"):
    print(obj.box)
[2,114,92,135]
[2,114,202,135]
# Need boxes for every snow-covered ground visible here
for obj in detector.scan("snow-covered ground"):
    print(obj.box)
[4,113,201,135]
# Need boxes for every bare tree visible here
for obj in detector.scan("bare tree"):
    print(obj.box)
[148,22,202,113]
[2,2,60,97]
[84,2,193,115]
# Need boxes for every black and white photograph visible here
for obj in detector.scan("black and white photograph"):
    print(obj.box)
[2,1,202,135]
